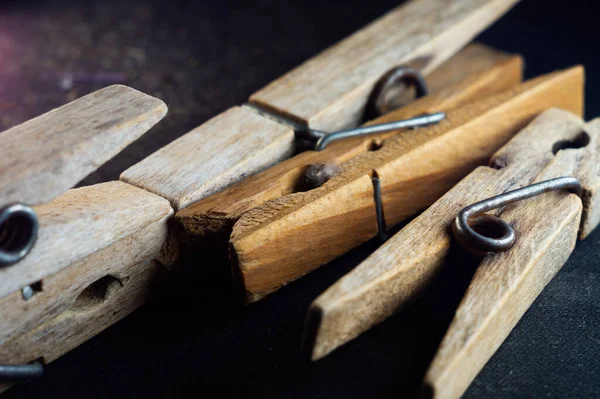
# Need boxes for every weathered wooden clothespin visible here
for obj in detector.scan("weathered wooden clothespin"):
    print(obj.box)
[0,86,168,390]
[176,64,583,303]
[119,0,522,211]
[304,108,600,398]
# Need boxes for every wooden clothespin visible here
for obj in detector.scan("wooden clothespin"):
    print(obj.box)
[119,0,521,211]
[304,108,600,398]
[176,65,583,303]
[0,86,168,390]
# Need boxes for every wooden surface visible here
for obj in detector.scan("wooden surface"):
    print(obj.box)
[120,106,295,211]
[0,259,166,394]
[0,203,170,344]
[0,181,172,392]
[304,108,588,361]
[424,117,600,399]
[0,181,172,304]
[249,0,520,131]
[231,66,584,303]
[579,119,600,238]
[0,85,167,206]
[381,43,519,110]
[175,45,523,255]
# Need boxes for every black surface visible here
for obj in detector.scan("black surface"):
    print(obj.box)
[1,0,599,398]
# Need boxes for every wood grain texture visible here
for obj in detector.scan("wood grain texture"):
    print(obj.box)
[0,259,166,394]
[382,43,519,110]
[120,106,295,211]
[231,67,584,303]
[579,118,600,238]
[424,120,600,399]
[175,46,523,251]
[0,181,173,301]
[249,0,520,131]
[0,204,170,343]
[0,85,167,206]
[305,108,589,362]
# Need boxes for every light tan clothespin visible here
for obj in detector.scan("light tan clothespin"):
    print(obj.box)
[0,86,168,390]
[304,108,600,398]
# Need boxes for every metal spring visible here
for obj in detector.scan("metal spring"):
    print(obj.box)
[452,177,582,255]
[0,203,39,267]
[295,67,443,151]
[367,66,428,118]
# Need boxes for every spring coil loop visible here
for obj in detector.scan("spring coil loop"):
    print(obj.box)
[0,203,39,267]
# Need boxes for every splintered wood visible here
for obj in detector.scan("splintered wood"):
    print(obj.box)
[230,66,583,303]
[0,85,167,206]
[0,181,172,393]
[0,259,166,393]
[250,0,521,131]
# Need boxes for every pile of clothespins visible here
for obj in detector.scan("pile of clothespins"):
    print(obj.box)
[1,0,598,397]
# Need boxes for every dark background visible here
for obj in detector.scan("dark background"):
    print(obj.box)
[1,0,599,397]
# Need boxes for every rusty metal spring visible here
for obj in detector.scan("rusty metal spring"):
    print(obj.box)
[452,177,582,254]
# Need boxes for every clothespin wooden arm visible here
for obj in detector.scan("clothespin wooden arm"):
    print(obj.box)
[305,108,589,361]
[424,115,600,399]
[0,182,172,343]
[0,85,166,206]
[0,183,171,387]
[230,67,583,304]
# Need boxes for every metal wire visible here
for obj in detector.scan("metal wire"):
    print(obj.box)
[293,66,440,151]
[313,112,445,151]
[372,175,387,242]
[0,363,44,381]
[452,177,582,254]
[367,66,428,118]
